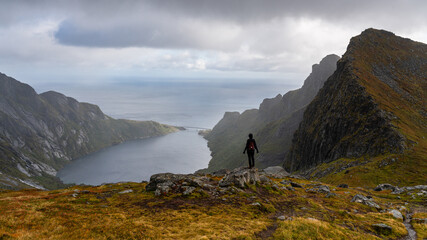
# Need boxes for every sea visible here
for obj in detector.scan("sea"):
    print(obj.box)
[34,80,297,185]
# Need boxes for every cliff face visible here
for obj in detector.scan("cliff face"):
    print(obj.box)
[205,54,339,171]
[259,55,340,123]
[286,29,427,186]
[0,73,178,190]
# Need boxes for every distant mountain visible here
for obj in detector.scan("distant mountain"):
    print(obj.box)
[204,54,339,171]
[0,73,178,190]
[286,29,427,187]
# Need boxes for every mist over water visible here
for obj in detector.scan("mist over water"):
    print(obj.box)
[36,80,296,128]
[48,80,295,185]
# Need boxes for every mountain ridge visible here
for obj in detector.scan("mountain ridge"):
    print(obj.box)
[0,72,179,190]
[204,54,339,171]
[286,28,427,187]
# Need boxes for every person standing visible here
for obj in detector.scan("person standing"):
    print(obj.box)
[243,133,259,169]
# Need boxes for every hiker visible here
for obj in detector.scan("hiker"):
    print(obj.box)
[243,133,259,169]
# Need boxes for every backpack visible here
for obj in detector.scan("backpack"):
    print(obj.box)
[248,141,255,150]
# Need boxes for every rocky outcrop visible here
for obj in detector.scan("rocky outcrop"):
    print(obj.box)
[146,168,262,195]
[205,54,339,171]
[260,166,290,178]
[0,73,178,190]
[286,29,426,181]
[305,184,330,194]
[374,183,396,191]
[372,223,392,235]
[219,167,260,188]
[351,194,381,209]
[145,173,207,195]
[388,209,403,220]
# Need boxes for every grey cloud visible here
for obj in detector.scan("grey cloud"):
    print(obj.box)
[54,18,240,51]
[1,0,426,78]
[146,0,425,25]
[2,0,427,51]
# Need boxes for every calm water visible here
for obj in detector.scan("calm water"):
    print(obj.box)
[47,80,296,185]
[57,129,210,185]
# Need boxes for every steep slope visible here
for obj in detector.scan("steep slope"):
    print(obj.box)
[286,29,427,187]
[0,73,178,190]
[205,54,339,171]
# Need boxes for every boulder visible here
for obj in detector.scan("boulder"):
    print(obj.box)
[154,182,173,196]
[211,169,230,177]
[219,167,260,188]
[290,181,303,188]
[391,185,427,194]
[372,223,392,235]
[262,166,290,178]
[351,194,381,209]
[414,185,427,190]
[326,192,337,198]
[412,218,427,224]
[118,189,133,194]
[289,174,305,180]
[391,187,405,194]
[146,173,184,191]
[388,209,403,220]
[417,190,427,196]
[259,175,272,184]
[306,185,330,194]
[374,183,396,191]
[280,180,290,185]
[146,172,216,196]
[182,186,196,195]
[146,173,201,192]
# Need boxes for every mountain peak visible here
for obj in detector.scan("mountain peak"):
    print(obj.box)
[285,29,427,187]
[318,54,340,66]
[0,72,38,98]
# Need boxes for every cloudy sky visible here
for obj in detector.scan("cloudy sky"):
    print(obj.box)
[1,0,426,86]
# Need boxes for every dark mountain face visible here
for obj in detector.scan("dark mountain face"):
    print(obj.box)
[0,73,178,190]
[204,54,339,171]
[286,29,427,187]
[259,54,340,123]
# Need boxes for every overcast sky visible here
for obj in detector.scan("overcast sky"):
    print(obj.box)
[1,0,426,86]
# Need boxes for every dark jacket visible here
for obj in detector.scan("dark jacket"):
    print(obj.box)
[243,139,259,153]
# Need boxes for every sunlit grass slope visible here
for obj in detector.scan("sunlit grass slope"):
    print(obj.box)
[1,174,425,239]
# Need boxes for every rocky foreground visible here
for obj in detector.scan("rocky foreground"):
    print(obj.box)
[0,166,426,239]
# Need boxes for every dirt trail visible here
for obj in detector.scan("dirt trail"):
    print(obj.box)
[402,211,417,240]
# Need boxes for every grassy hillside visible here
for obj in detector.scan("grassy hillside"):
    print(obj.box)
[0,173,425,239]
